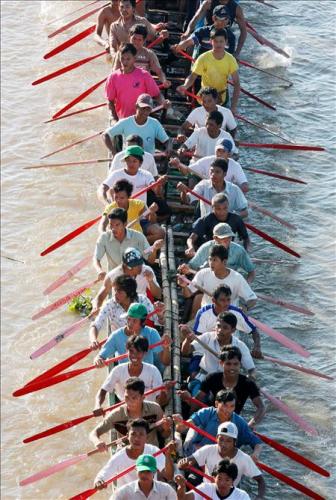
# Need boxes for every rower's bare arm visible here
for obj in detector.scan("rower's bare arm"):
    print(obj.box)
[249,396,266,426]
[95,277,113,309]
[247,269,256,283]
[94,388,107,413]
[182,0,210,39]
[186,233,198,257]
[234,5,247,58]
[251,329,262,358]
[180,120,194,136]
[94,10,110,50]
[89,425,109,451]
[97,183,110,204]
[230,71,241,115]
[102,129,114,152]
[89,325,100,350]
[254,474,266,499]
[93,256,106,280]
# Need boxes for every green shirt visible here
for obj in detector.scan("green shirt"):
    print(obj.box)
[95,228,150,271]
[189,240,255,274]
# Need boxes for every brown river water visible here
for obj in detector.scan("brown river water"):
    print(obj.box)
[1,1,335,498]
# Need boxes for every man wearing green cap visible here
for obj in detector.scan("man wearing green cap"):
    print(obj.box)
[111,453,177,499]
[94,302,171,369]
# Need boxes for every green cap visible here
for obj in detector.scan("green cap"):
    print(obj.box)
[122,302,148,320]
[136,454,157,473]
[123,145,144,159]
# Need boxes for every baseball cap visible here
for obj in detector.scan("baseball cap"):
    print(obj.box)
[216,139,233,152]
[213,5,230,20]
[122,247,144,268]
[121,302,148,320]
[217,421,238,439]
[123,145,144,159]
[213,223,234,238]
[136,93,153,109]
[136,454,157,473]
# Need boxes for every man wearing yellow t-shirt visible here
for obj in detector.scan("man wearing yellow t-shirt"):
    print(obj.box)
[177,28,240,114]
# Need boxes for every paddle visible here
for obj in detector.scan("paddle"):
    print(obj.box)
[48,3,108,39]
[249,201,296,230]
[262,355,333,381]
[30,317,91,360]
[20,435,127,486]
[25,159,111,170]
[44,25,96,59]
[23,385,167,443]
[184,397,330,477]
[235,113,292,143]
[45,103,106,123]
[178,184,301,258]
[32,51,106,86]
[40,179,163,256]
[257,293,314,316]
[238,59,293,86]
[184,479,212,500]
[43,255,92,294]
[31,278,101,320]
[242,166,307,185]
[239,142,325,152]
[254,0,278,9]
[246,25,290,59]
[177,418,324,499]
[47,1,103,26]
[13,340,164,397]
[52,78,107,119]
[41,130,103,159]
[69,445,170,500]
[260,388,318,436]
[147,35,165,50]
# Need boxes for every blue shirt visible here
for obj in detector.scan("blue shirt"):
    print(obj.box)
[189,240,255,273]
[106,116,169,154]
[192,24,236,56]
[99,325,163,365]
[187,407,261,454]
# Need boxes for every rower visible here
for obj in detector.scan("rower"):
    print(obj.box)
[177,111,238,161]
[105,44,169,121]
[93,303,171,369]
[180,223,255,282]
[112,454,177,499]
[92,247,162,319]
[102,93,170,156]
[177,28,240,113]
[185,193,250,255]
[94,335,170,408]
[93,207,162,275]
[111,135,159,176]
[178,245,257,316]
[113,24,171,88]
[177,159,248,218]
[178,422,265,497]
[182,0,247,59]
[179,86,237,137]
[94,419,175,491]
[174,5,236,57]
[192,284,262,357]
[174,389,263,459]
[90,377,171,448]
[188,345,265,423]
[89,274,163,349]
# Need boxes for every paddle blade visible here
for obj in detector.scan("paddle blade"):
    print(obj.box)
[263,355,334,381]
[32,51,105,86]
[257,462,325,500]
[257,293,314,316]
[245,222,301,258]
[40,216,100,256]
[69,488,97,500]
[45,103,106,123]
[52,79,107,119]
[240,142,325,151]
[47,1,102,26]
[249,201,296,230]
[43,255,92,294]
[44,25,96,59]
[261,388,319,436]
[48,4,107,38]
[255,432,330,477]
[23,414,94,444]
[234,84,276,111]
[249,316,310,358]
[20,454,87,486]
[243,166,307,184]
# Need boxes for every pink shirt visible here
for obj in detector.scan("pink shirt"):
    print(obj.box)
[105,67,160,119]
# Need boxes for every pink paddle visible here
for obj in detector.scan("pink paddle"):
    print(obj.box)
[263,355,333,381]
[257,293,314,316]
[43,255,92,295]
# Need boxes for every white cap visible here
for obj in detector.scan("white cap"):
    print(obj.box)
[217,421,238,439]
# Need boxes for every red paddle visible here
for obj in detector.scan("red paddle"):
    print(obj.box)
[47,1,103,26]
[52,78,107,119]
[45,103,106,123]
[41,130,103,159]
[48,4,108,39]
[44,25,96,59]
[242,166,307,184]
[238,59,293,85]
[239,142,325,152]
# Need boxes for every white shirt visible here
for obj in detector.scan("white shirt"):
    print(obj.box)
[188,179,248,217]
[193,446,261,486]
[190,155,247,187]
[95,443,165,488]
[111,479,177,500]
[193,304,256,335]
[102,362,163,401]
[191,331,255,373]
[103,168,155,203]
[184,127,238,160]
[189,268,257,306]
[111,150,158,177]
[186,105,237,132]
[107,263,160,296]
[193,483,251,500]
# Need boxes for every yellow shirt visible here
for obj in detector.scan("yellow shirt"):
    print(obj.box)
[192,50,239,102]
[104,199,145,233]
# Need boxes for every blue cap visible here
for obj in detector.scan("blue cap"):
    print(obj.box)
[216,139,233,152]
